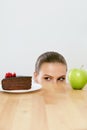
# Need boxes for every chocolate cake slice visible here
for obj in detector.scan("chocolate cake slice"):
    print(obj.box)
[1,76,32,90]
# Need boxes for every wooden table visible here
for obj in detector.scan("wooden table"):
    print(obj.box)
[0,83,87,130]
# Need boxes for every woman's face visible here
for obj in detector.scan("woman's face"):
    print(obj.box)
[34,62,67,86]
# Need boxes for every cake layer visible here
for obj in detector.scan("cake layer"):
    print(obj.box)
[1,76,32,90]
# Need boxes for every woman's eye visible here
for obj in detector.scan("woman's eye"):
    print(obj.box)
[58,77,65,81]
[44,77,51,81]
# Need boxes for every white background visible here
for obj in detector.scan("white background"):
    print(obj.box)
[0,0,87,80]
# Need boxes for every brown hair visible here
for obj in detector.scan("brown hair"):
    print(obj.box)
[35,51,67,73]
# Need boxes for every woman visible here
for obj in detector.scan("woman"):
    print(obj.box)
[33,51,67,86]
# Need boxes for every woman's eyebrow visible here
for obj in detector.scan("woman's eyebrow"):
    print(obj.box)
[43,74,53,77]
[43,74,66,78]
[57,75,66,79]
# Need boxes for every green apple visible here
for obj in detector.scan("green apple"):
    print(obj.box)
[68,68,87,89]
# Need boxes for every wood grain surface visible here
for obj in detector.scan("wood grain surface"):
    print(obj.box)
[0,83,87,130]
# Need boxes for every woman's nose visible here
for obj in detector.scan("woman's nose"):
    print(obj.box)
[52,79,58,85]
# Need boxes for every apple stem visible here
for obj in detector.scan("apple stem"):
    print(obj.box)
[80,65,84,69]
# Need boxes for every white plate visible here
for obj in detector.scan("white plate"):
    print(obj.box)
[0,84,42,93]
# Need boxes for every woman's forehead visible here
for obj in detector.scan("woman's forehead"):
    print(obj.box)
[39,62,67,75]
